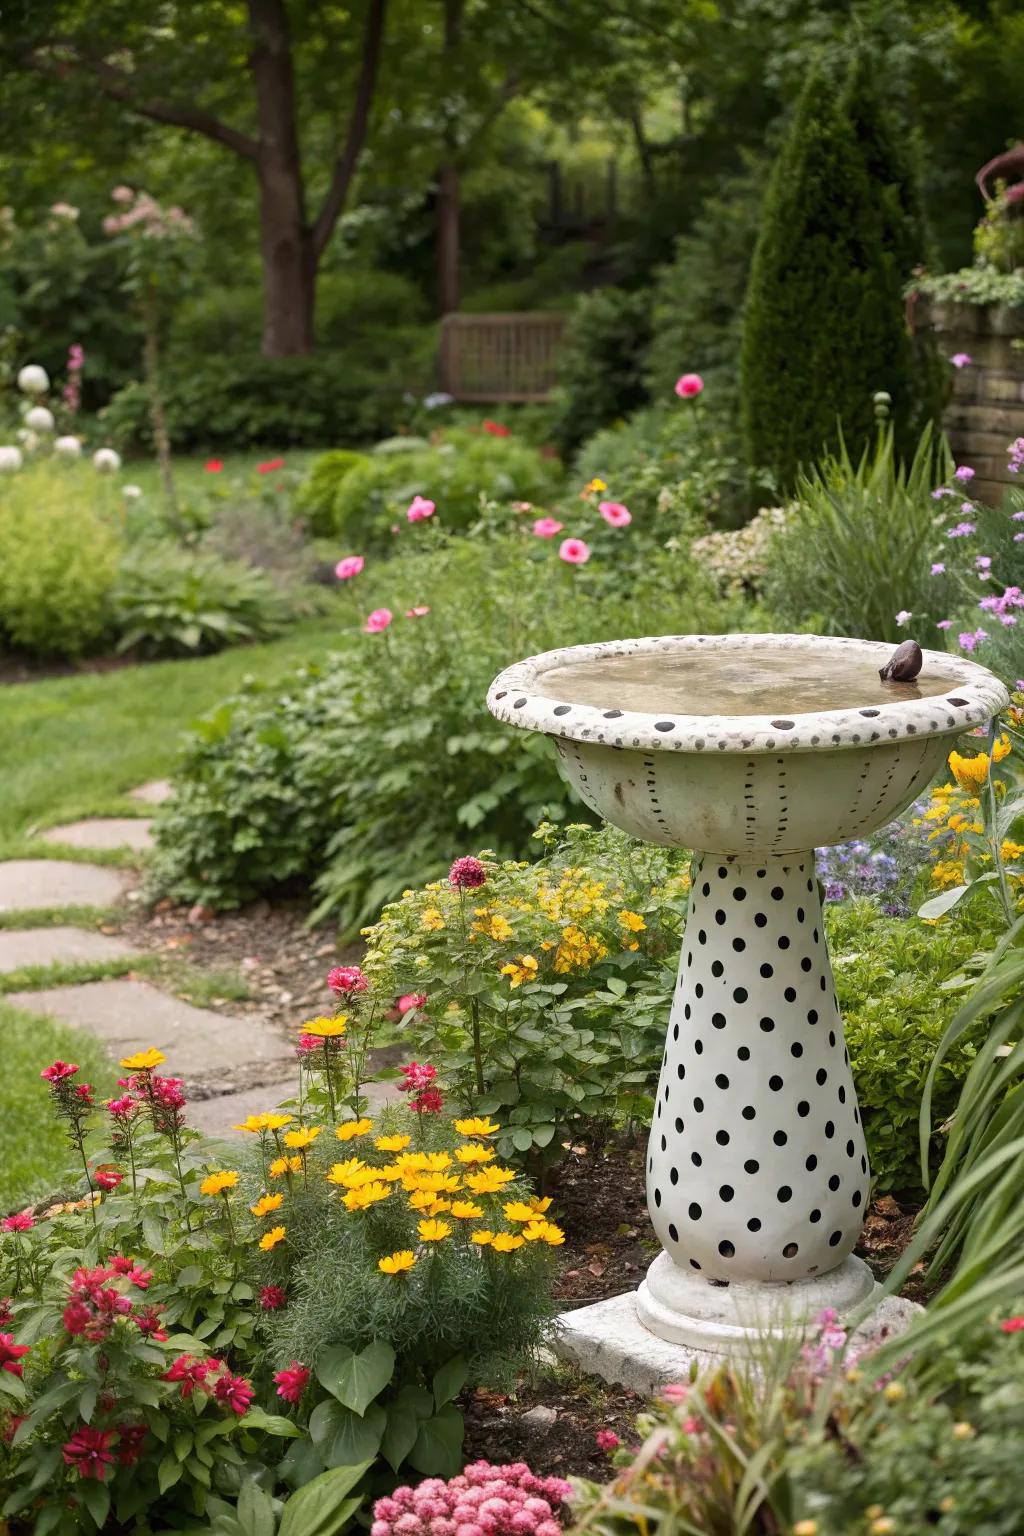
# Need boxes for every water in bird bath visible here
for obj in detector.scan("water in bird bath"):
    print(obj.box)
[532,644,962,717]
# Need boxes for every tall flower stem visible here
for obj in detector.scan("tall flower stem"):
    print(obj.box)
[456,890,486,1096]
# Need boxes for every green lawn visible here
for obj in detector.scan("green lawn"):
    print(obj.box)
[122,447,319,503]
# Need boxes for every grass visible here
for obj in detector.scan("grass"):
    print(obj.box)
[122,447,319,504]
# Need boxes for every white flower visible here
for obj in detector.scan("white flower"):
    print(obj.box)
[895,610,912,627]
[24,405,55,433]
[121,484,143,499]
[49,203,79,221]
[17,364,49,396]
[53,435,82,459]
[0,446,23,472]
[92,447,122,474]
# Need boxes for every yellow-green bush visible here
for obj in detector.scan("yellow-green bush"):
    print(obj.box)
[0,464,122,656]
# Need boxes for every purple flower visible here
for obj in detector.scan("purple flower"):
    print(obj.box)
[950,352,972,368]
[976,555,992,570]
[948,523,976,538]
[1012,510,1024,522]
[954,465,975,482]
[1016,533,1024,543]
[931,562,945,575]
[824,882,847,902]
[959,628,988,652]
[895,609,912,627]
[937,619,952,630]
[931,488,954,500]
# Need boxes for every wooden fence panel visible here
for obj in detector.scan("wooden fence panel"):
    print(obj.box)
[439,312,567,403]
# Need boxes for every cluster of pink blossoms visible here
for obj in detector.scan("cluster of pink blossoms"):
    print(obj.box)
[273,1361,310,1404]
[371,1460,571,1536]
[163,1354,254,1414]
[328,964,369,996]
[63,343,84,412]
[114,1069,187,1138]
[399,1061,443,1113]
[449,855,487,890]
[102,185,196,240]
[62,1257,162,1344]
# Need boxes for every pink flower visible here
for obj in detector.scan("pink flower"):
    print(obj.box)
[94,1170,123,1192]
[213,1371,254,1415]
[976,555,992,570]
[1001,1316,1024,1332]
[257,457,285,475]
[407,496,435,522]
[959,628,988,652]
[512,501,533,513]
[164,1354,216,1399]
[261,1285,288,1310]
[2,1213,33,1234]
[406,605,430,618]
[327,965,368,996]
[659,1383,688,1403]
[62,1299,92,1336]
[205,459,223,473]
[62,1425,115,1480]
[0,1335,29,1378]
[297,1034,322,1054]
[674,372,704,399]
[954,465,975,482]
[598,501,632,528]
[108,1256,151,1288]
[364,608,393,633]
[950,353,972,368]
[398,993,427,1014]
[41,1061,79,1082]
[399,1062,438,1092]
[450,855,487,890]
[336,555,365,580]
[532,517,564,539]
[931,562,945,575]
[111,185,134,204]
[274,1361,310,1404]
[412,1087,444,1114]
[107,1095,135,1120]
[595,1429,620,1451]
[558,538,590,565]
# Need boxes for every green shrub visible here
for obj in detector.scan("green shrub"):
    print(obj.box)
[740,58,938,490]
[294,449,371,536]
[552,288,652,457]
[0,463,122,657]
[113,545,290,657]
[329,427,563,549]
[764,421,953,645]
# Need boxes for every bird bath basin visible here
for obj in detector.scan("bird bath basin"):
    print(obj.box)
[488,634,1008,1361]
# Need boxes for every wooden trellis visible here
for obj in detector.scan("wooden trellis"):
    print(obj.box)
[439,312,567,403]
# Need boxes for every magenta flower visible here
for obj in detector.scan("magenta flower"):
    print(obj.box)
[364,608,393,633]
[954,465,975,482]
[327,965,368,996]
[931,562,945,575]
[450,855,487,889]
[2,1212,33,1233]
[959,628,988,652]
[406,495,435,522]
[213,1372,255,1415]
[598,501,632,528]
[41,1061,79,1082]
[976,555,992,571]
[947,523,976,538]
[559,537,590,565]
[274,1361,310,1405]
[950,352,972,368]
[1012,511,1024,522]
[399,1062,437,1092]
[532,517,563,539]
[405,605,430,618]
[335,555,364,581]
[931,488,954,500]
[674,372,704,399]
[936,619,952,630]
[397,992,427,1013]
[260,1285,287,1310]
[62,1425,114,1480]
[595,1429,620,1451]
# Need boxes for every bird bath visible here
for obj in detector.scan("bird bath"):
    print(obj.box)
[487,633,1008,1374]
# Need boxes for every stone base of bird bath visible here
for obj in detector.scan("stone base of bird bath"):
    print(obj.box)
[487,633,1007,1385]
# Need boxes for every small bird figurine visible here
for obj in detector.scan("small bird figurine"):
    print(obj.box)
[879,639,923,683]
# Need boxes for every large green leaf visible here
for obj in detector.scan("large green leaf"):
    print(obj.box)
[278,1461,372,1536]
[408,1405,465,1477]
[432,1356,468,1410]
[316,1340,395,1415]
[309,1399,386,1467]
[236,1479,276,1536]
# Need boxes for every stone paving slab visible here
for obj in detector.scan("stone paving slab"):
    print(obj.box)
[130,780,173,805]
[0,926,141,974]
[0,860,129,912]
[42,819,154,853]
[188,1077,396,1139]
[4,979,293,1079]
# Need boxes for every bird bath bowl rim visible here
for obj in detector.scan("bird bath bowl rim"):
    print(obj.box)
[486,632,1009,756]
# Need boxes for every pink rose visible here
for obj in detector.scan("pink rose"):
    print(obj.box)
[336,555,365,580]
[559,538,590,565]
[364,608,393,633]
[407,496,435,522]
[674,372,704,399]
[532,517,564,539]
[406,606,430,618]
[598,501,632,528]
[398,993,427,1013]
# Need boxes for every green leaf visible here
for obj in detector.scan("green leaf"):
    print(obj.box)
[309,1399,386,1467]
[237,1477,276,1536]
[142,1212,165,1255]
[176,1265,204,1286]
[316,1339,395,1415]
[408,1405,465,1477]
[239,1408,302,1437]
[511,1128,533,1152]
[917,884,970,919]
[158,1452,185,1493]
[79,1479,110,1530]
[278,1462,373,1536]
[432,1355,468,1409]
[381,1398,421,1472]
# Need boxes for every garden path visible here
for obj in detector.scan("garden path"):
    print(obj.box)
[0,792,390,1138]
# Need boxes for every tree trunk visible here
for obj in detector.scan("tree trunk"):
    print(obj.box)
[437,0,463,315]
[249,0,315,356]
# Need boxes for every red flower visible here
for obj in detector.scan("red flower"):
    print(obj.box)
[482,420,510,437]
[62,1425,115,1480]
[412,1087,444,1114]
[398,993,427,1014]
[1001,1316,1024,1333]
[205,459,224,473]
[0,1334,29,1377]
[596,1429,620,1451]
[75,1083,95,1106]
[163,1354,215,1399]
[213,1371,254,1415]
[449,855,486,890]
[327,964,368,996]
[133,1306,167,1340]
[2,1414,25,1444]
[116,1423,148,1466]
[0,1299,12,1328]
[256,457,285,474]
[109,1256,152,1289]
[2,1212,33,1233]
[260,1285,287,1311]
[273,1361,310,1405]
[399,1062,437,1092]
[41,1061,79,1082]
[94,1169,123,1192]
[106,1095,135,1120]
[63,1299,93,1336]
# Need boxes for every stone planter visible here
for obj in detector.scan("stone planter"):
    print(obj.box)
[488,633,1007,1377]
[914,294,1024,504]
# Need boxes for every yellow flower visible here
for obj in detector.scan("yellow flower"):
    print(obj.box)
[951,1420,975,1440]
[883,1382,906,1403]
[250,1193,284,1218]
[418,1218,452,1242]
[528,1196,553,1214]
[336,1119,374,1142]
[234,1111,294,1134]
[522,1219,564,1246]
[472,913,514,942]
[421,908,446,932]
[454,1117,501,1139]
[454,1144,496,1164]
[405,1171,462,1194]
[792,1523,818,1536]
[491,1232,525,1252]
[261,1113,296,1132]
[283,1126,322,1150]
[869,1520,895,1536]
[931,860,965,890]
[426,1199,453,1216]
[302,1015,347,1038]
[421,1152,453,1170]
[584,477,607,493]
[503,1201,538,1223]
[326,1157,367,1186]
[500,955,538,988]
[1000,840,1024,862]
[375,1134,412,1153]
[618,909,646,933]
[200,1170,239,1197]
[408,1190,439,1211]
[343,1181,391,1210]
[120,1047,166,1072]
[471,1229,495,1246]
[269,1156,303,1178]
[379,1250,416,1275]
[465,1166,516,1195]
[451,1200,484,1219]
[259,1225,286,1251]
[377,1163,407,1183]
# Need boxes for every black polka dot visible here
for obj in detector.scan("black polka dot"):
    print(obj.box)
[846,1140,855,1158]
[718,1240,735,1258]
[668,1223,678,1242]
[807,1009,818,1025]
[717,866,727,879]
[797,1100,809,1116]
[782,1242,799,1258]
[715,909,727,926]
[716,1129,730,1146]
[778,936,791,950]
[747,1217,761,1232]
[805,1154,818,1171]
[737,1046,750,1061]
[733,887,747,902]
[791,1043,804,1059]
[742,1104,756,1120]
[674,1116,684,1133]
[744,1158,759,1174]
[796,906,805,923]
[669,1166,679,1185]
[712,1012,726,1029]
[694,1039,704,1055]
[689,1257,701,1270]
[732,937,746,953]
[760,963,774,979]
[825,1120,835,1139]
[828,1175,841,1192]
[660,1134,667,1151]
[800,957,812,973]
[654,1188,661,1206]
[769,1075,783,1091]
[777,1185,792,1203]
[754,913,767,929]
[691,1151,702,1167]
[701,882,710,897]
[711,960,724,978]
[715,1073,729,1089]
[693,1096,704,1112]
[828,1230,843,1247]
[816,1068,828,1086]
[771,886,784,901]
[852,1190,863,1208]
[809,1208,822,1223]
[688,1202,702,1220]
[719,1185,734,1202]
[760,1017,775,1033]
[733,986,748,1004]
[838,1086,846,1104]
[773,1130,788,1147]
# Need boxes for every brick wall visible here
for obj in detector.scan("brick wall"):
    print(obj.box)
[914,298,1024,505]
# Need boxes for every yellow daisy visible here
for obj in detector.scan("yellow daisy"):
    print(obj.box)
[120,1047,166,1072]
[453,1117,501,1139]
[283,1126,322,1150]
[528,1196,553,1214]
[503,1201,539,1223]
[454,1144,496,1165]
[250,1193,284,1218]
[522,1219,565,1246]
[269,1156,303,1178]
[375,1134,412,1153]
[302,1015,348,1038]
[470,1230,495,1246]
[465,1166,517,1195]
[200,1170,239,1197]
[491,1232,525,1253]
[422,1152,453,1171]
[259,1225,286,1251]
[405,1171,462,1195]
[233,1111,294,1134]
[336,1119,374,1142]
[379,1250,416,1274]
[343,1181,391,1210]
[618,909,646,933]
[326,1158,367,1186]
[418,1218,452,1242]
[408,1190,439,1211]
[451,1200,484,1220]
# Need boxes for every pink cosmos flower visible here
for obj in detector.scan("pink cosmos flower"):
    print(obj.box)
[398,993,427,1014]
[407,495,435,522]
[406,605,430,618]
[895,610,912,627]
[274,1362,310,1404]
[559,538,590,565]
[532,517,563,539]
[599,501,632,527]
[327,965,368,996]
[948,522,976,538]
[959,628,988,652]
[450,855,487,889]
[1001,1316,1024,1332]
[2,1213,33,1234]
[660,1383,688,1403]
[336,555,365,580]
[976,555,992,570]
[950,353,972,368]
[512,501,533,513]
[674,373,704,398]
[954,465,975,482]
[364,608,393,633]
